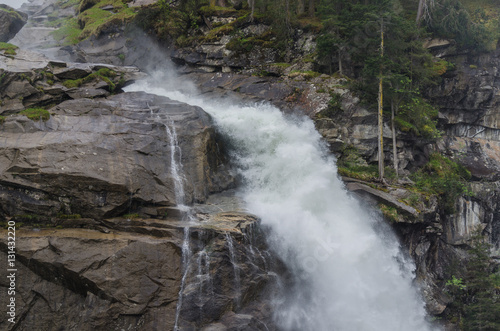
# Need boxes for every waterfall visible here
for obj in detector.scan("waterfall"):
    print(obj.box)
[225,232,242,308]
[162,114,193,331]
[125,78,435,331]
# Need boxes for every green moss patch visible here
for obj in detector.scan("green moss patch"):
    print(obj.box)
[0,42,18,55]
[51,17,82,45]
[52,0,136,45]
[57,213,82,219]
[0,7,23,21]
[200,5,237,16]
[63,67,119,91]
[204,23,234,41]
[56,0,80,9]
[379,204,400,223]
[19,108,50,121]
[226,30,273,52]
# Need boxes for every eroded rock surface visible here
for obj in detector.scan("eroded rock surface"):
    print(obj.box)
[0,90,234,220]
[0,213,279,331]
[0,5,28,42]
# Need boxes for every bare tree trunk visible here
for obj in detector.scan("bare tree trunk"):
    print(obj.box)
[286,0,290,28]
[308,0,315,17]
[378,17,385,181]
[391,99,398,178]
[416,0,434,26]
[248,0,255,21]
[338,48,343,76]
[297,0,305,15]
[416,0,425,25]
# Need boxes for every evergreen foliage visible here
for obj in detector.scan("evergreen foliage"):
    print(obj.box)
[446,231,500,330]
[411,153,471,213]
[426,0,498,52]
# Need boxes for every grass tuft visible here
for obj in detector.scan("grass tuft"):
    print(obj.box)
[19,108,50,121]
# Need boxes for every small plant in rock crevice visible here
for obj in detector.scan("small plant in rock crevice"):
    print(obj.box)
[19,108,51,121]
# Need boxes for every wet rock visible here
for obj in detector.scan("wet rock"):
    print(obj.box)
[0,212,280,331]
[344,179,418,217]
[0,228,182,331]
[12,0,76,55]
[0,51,146,115]
[0,91,234,220]
[0,4,28,42]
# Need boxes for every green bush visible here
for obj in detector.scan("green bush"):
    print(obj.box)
[318,92,342,118]
[411,153,471,213]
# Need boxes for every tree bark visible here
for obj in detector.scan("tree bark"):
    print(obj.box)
[248,0,255,21]
[338,48,343,76]
[391,99,398,178]
[378,17,384,181]
[416,0,425,25]
[308,0,315,17]
[297,0,305,15]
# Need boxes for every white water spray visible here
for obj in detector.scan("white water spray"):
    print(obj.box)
[125,77,435,331]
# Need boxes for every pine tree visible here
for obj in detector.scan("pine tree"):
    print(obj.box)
[462,233,500,331]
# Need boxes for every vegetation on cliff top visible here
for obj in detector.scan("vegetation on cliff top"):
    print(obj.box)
[19,108,50,121]
[51,0,137,45]
[0,42,18,55]
[62,67,122,92]
[0,5,24,21]
[411,152,472,213]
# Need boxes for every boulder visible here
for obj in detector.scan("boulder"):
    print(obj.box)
[0,212,279,331]
[0,5,28,42]
[0,91,234,220]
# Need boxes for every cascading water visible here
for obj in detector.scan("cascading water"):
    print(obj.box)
[125,77,436,331]
[160,113,194,331]
[225,232,242,308]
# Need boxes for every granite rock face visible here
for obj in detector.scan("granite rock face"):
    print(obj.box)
[0,213,279,331]
[0,51,234,220]
[0,91,234,220]
[0,48,277,331]
[0,5,28,42]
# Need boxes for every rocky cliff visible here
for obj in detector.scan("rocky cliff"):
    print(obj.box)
[0,5,279,328]
[0,50,280,331]
[1,0,500,329]
[0,5,27,42]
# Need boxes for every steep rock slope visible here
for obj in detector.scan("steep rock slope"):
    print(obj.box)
[3,0,500,328]
[0,4,28,42]
[0,213,278,330]
[0,48,278,330]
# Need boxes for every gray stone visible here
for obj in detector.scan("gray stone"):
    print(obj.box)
[0,92,234,220]
[0,4,28,42]
[0,211,279,331]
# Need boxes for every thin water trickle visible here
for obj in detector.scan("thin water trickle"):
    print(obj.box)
[165,120,186,206]
[125,76,437,331]
[196,249,213,312]
[174,226,191,331]
[161,114,195,331]
[225,232,242,309]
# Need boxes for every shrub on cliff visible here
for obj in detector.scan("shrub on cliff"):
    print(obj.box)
[411,153,471,214]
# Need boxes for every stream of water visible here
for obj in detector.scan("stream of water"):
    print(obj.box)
[125,76,434,331]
